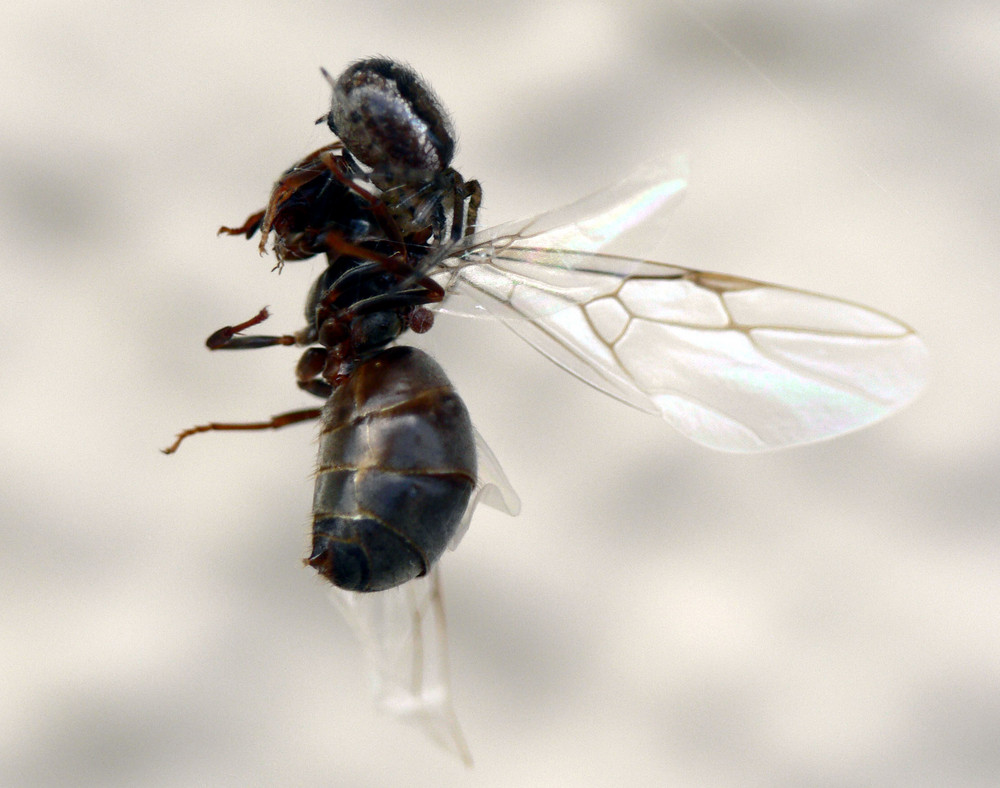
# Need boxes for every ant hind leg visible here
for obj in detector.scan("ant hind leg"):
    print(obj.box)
[162,407,322,454]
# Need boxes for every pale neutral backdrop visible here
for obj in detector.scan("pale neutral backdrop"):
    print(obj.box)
[3,2,998,786]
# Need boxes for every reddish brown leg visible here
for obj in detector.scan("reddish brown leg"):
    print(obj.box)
[316,229,444,308]
[319,233,446,307]
[320,230,403,266]
[162,407,322,454]
[218,209,266,239]
[314,264,444,334]
[205,307,299,350]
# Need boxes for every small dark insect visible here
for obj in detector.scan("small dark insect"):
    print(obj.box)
[167,58,489,594]
[167,57,926,763]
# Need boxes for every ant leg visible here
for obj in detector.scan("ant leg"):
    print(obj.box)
[218,209,266,239]
[317,236,447,309]
[162,407,322,454]
[319,230,444,302]
[269,144,345,206]
[295,347,334,399]
[259,166,325,257]
[444,173,481,243]
[315,263,444,329]
[205,307,299,350]
[347,284,443,317]
[320,230,402,266]
[462,179,482,237]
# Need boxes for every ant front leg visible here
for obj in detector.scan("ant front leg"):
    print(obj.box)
[315,265,444,335]
[316,241,447,317]
[162,407,322,454]
[205,307,300,350]
[256,144,344,260]
[218,209,266,239]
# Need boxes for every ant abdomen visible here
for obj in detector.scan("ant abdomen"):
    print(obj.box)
[308,345,476,592]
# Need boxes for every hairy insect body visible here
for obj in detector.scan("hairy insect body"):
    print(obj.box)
[308,346,476,592]
[323,58,480,245]
[326,58,455,185]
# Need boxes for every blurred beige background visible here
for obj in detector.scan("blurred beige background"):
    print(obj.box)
[3,1,997,786]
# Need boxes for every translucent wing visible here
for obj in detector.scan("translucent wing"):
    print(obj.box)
[459,155,689,260]
[431,160,927,452]
[449,428,521,551]
[328,430,518,765]
[329,566,471,765]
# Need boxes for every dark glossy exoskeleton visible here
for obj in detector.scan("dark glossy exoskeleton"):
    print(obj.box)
[217,141,379,266]
[219,58,479,274]
[165,58,484,594]
[309,346,475,592]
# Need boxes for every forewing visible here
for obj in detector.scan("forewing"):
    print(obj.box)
[426,156,925,451]
[446,248,926,452]
[461,155,688,257]
[426,155,688,301]
[329,566,473,765]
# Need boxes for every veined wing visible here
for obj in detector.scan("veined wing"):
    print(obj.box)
[330,566,473,766]
[443,245,926,452]
[425,158,925,451]
[439,155,689,278]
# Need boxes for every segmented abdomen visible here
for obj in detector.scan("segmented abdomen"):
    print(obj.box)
[308,346,476,592]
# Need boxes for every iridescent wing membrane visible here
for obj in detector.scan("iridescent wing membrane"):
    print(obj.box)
[338,159,926,761]
[431,158,927,452]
